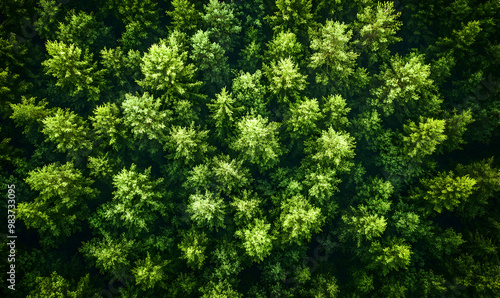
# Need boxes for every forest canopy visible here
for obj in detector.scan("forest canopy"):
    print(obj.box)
[1,0,500,297]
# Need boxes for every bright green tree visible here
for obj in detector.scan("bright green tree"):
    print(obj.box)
[132,253,170,290]
[411,171,477,214]
[26,272,99,298]
[371,53,437,116]
[42,41,102,100]
[353,2,402,62]
[304,127,356,171]
[178,229,209,270]
[278,195,325,244]
[264,57,307,104]
[121,92,171,143]
[402,117,447,161]
[235,218,274,262]
[286,96,322,138]
[264,31,303,63]
[41,108,92,153]
[187,191,226,231]
[231,114,283,170]
[92,164,166,236]
[309,20,358,85]
[17,162,98,246]
[164,124,212,164]
[166,0,201,34]
[138,40,198,95]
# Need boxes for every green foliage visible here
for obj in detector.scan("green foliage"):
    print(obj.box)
[41,108,92,153]
[202,0,242,52]
[309,20,358,84]
[93,164,166,236]
[27,272,99,298]
[187,191,226,231]
[5,1,500,296]
[353,2,402,61]
[264,57,308,104]
[42,41,102,100]
[132,253,170,290]
[90,103,123,150]
[304,127,356,171]
[235,218,274,262]
[207,87,242,138]
[165,124,212,164]
[56,10,110,50]
[138,40,198,94]
[80,236,135,275]
[122,92,171,143]
[18,163,98,245]
[190,29,229,87]
[411,171,477,214]
[402,117,447,161]
[266,0,313,35]
[368,239,412,276]
[286,96,322,138]
[167,0,201,34]
[178,229,209,270]
[231,70,268,116]
[371,54,436,116]
[264,31,303,63]
[278,195,325,244]
[231,114,283,170]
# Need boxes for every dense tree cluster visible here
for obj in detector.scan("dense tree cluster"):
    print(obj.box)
[1,0,500,297]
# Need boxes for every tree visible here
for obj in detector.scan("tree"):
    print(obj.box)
[80,235,135,276]
[264,57,307,105]
[371,53,437,116]
[121,92,171,143]
[27,272,99,298]
[187,191,226,231]
[455,158,500,218]
[41,108,92,153]
[402,117,447,161]
[178,229,209,270]
[231,114,283,170]
[342,206,387,246]
[212,155,252,195]
[439,109,474,153]
[322,94,351,130]
[190,30,229,88]
[368,239,412,276]
[202,0,242,52]
[17,162,98,246]
[42,41,102,100]
[138,40,198,95]
[264,31,303,63]
[278,195,325,245]
[132,253,170,290]
[92,164,166,236]
[286,96,322,138]
[90,103,124,150]
[304,127,356,172]
[353,2,402,62]
[266,0,313,36]
[309,20,359,85]
[164,124,212,164]
[207,87,242,138]
[231,70,268,116]
[56,10,111,50]
[235,218,274,262]
[166,0,201,34]
[411,171,477,214]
